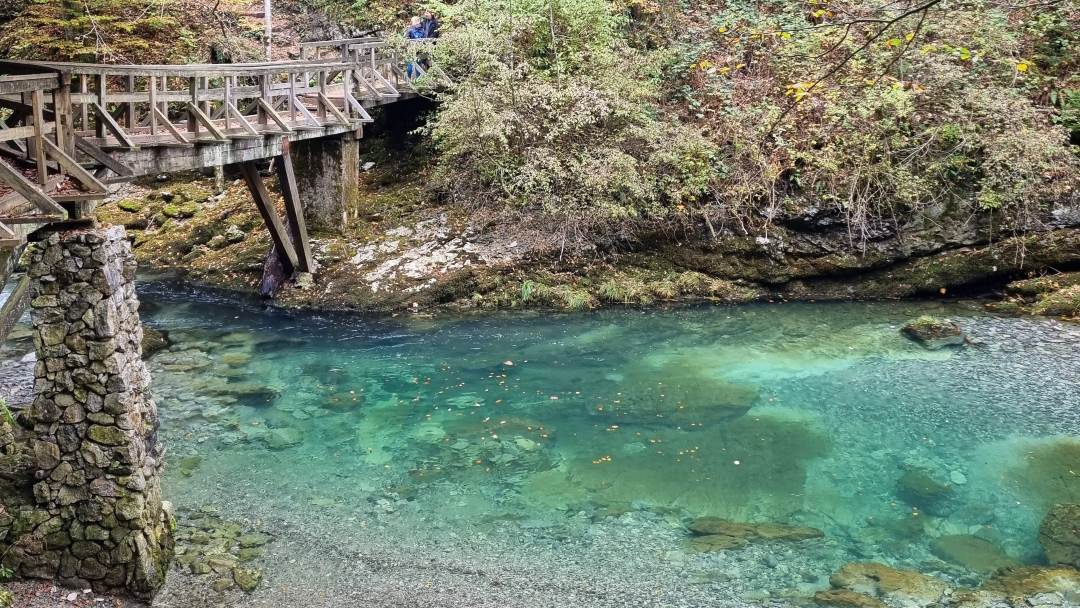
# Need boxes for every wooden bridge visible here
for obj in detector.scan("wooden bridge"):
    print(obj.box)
[0,37,443,336]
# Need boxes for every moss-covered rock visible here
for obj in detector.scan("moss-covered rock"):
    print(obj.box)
[233,567,261,592]
[813,589,887,608]
[929,534,1017,573]
[162,202,199,219]
[1006,272,1080,297]
[117,199,145,213]
[687,517,824,552]
[830,562,948,607]
[901,316,965,349]
[1032,285,1080,318]
[1039,504,1080,567]
[896,469,953,514]
[141,327,170,358]
[981,566,1080,599]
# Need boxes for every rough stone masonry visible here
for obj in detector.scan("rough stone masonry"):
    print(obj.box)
[16,226,173,598]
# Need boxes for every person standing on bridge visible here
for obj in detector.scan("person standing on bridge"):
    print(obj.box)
[422,10,440,39]
[405,16,427,78]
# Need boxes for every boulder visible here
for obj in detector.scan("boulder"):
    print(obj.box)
[1032,284,1080,317]
[141,327,170,358]
[232,567,261,592]
[901,316,965,349]
[981,566,1080,599]
[264,427,303,450]
[929,534,1017,573]
[830,562,948,607]
[813,589,887,608]
[1039,504,1080,567]
[896,469,952,514]
[1006,272,1080,297]
[687,517,823,552]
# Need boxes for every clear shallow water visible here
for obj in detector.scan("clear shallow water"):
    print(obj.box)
[135,285,1080,606]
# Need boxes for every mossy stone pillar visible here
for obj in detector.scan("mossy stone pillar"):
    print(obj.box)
[25,226,173,598]
[289,133,361,232]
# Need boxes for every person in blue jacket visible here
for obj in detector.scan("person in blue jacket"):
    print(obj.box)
[405,16,426,78]
[422,11,440,39]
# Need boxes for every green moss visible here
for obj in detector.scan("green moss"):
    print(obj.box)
[162,202,199,219]
[1007,272,1080,297]
[117,199,144,213]
[1031,285,1080,318]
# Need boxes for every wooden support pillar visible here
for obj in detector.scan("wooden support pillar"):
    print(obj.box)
[95,73,107,138]
[275,141,314,273]
[126,75,136,128]
[188,76,198,135]
[239,161,298,275]
[30,90,47,186]
[148,75,158,135]
[54,73,75,157]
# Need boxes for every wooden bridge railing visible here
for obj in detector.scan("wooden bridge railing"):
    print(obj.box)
[0,39,427,249]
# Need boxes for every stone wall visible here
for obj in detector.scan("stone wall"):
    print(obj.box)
[0,226,174,598]
[290,133,362,232]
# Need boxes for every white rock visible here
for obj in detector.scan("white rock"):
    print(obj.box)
[950,470,967,485]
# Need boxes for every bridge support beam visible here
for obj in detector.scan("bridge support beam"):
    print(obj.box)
[287,133,361,233]
[14,226,174,599]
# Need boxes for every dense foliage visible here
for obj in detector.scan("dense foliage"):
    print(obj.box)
[1,0,1076,251]
[413,0,1078,248]
[417,0,715,249]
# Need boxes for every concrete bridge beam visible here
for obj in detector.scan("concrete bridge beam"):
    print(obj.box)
[288,133,362,233]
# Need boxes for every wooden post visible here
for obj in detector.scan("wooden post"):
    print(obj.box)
[188,76,198,136]
[258,75,270,126]
[54,73,75,157]
[342,69,352,119]
[317,71,327,121]
[148,75,158,135]
[223,76,232,131]
[240,161,298,275]
[276,141,314,273]
[288,73,297,122]
[30,90,47,185]
[79,75,88,131]
[126,75,136,129]
[95,74,107,139]
[200,76,211,118]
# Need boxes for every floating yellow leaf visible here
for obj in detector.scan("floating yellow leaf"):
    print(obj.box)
[1016,60,1030,73]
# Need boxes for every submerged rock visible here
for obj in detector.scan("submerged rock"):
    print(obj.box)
[264,427,303,450]
[612,362,760,425]
[233,567,262,592]
[1039,504,1080,567]
[687,517,823,552]
[981,566,1080,598]
[830,562,948,607]
[896,469,952,514]
[813,589,887,608]
[901,316,965,349]
[142,327,171,358]
[929,534,1017,573]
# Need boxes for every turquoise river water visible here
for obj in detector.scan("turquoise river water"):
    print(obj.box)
[8,284,1080,607]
